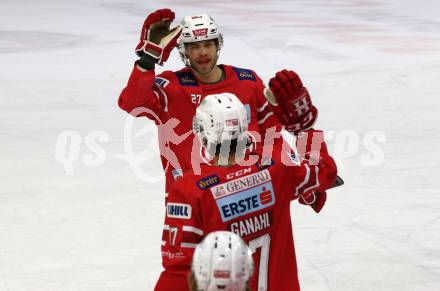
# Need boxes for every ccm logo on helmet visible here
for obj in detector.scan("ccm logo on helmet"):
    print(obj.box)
[167,203,192,219]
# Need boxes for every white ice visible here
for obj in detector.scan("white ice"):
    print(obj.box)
[1,0,439,290]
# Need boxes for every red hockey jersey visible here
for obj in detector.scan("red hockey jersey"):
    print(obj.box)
[155,132,337,291]
[118,64,281,192]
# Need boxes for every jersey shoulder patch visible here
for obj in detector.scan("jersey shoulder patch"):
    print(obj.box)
[154,76,170,88]
[167,202,192,219]
[175,71,198,86]
[232,67,257,81]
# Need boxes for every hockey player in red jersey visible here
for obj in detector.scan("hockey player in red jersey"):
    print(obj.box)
[117,8,318,194]
[155,93,337,291]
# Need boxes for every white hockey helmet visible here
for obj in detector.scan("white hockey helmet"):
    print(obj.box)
[193,93,249,160]
[192,231,254,291]
[177,13,224,66]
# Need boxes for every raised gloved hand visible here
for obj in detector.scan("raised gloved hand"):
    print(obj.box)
[266,69,318,134]
[299,191,327,213]
[135,8,182,68]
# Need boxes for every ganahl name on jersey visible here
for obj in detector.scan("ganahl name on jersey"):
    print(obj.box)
[230,211,272,237]
[232,67,256,81]
[175,71,198,86]
[210,169,276,222]
[197,174,220,189]
[167,202,192,219]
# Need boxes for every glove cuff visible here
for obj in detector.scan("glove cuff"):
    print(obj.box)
[137,54,156,71]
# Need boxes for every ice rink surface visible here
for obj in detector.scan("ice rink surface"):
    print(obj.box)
[1,0,440,290]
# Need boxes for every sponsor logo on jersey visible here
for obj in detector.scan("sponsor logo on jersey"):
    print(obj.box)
[167,203,192,219]
[154,77,170,88]
[192,28,208,37]
[175,72,198,86]
[197,174,220,189]
[230,211,272,237]
[211,169,271,199]
[210,170,275,222]
[226,167,252,180]
[171,168,183,180]
[232,67,256,81]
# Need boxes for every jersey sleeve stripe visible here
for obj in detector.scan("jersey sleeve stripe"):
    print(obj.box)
[257,101,269,112]
[155,86,169,112]
[294,164,321,197]
[181,225,204,247]
[258,112,274,125]
[294,164,310,197]
[300,167,320,194]
[182,225,204,236]
[180,242,198,248]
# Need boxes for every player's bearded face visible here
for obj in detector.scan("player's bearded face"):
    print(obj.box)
[185,40,218,75]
